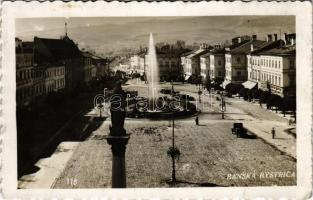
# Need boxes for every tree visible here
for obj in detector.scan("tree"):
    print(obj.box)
[280,96,296,116]
[227,84,243,95]
[251,89,262,99]
[266,94,282,111]
[260,91,270,104]
[239,88,251,101]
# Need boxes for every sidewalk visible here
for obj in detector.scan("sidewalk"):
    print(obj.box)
[244,121,296,159]
[185,90,296,159]
[220,96,296,159]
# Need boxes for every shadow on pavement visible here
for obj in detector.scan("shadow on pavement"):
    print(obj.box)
[18,112,106,178]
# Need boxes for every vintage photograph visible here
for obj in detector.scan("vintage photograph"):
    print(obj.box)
[15,16,297,189]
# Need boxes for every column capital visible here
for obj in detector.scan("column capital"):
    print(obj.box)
[106,135,130,157]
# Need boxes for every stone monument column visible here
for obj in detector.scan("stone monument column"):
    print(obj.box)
[106,81,130,188]
[106,134,129,188]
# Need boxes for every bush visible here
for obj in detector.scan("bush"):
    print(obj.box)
[266,94,282,109]
[281,96,296,112]
[251,89,262,99]
[226,84,243,95]
[260,91,270,103]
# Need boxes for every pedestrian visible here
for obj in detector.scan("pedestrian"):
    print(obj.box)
[271,127,275,139]
[195,116,199,125]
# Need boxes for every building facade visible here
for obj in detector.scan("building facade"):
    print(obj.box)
[16,51,34,106]
[145,44,191,81]
[185,48,210,80]
[130,54,145,75]
[82,52,97,84]
[200,53,210,82]
[34,36,84,91]
[209,48,225,82]
[44,65,66,93]
[247,42,296,97]
[245,34,294,96]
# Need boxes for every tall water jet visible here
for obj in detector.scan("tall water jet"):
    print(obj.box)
[147,33,160,109]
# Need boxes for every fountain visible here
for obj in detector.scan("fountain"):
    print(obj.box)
[147,33,160,105]
[125,33,197,119]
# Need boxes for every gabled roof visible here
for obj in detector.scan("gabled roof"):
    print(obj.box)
[181,50,195,57]
[258,47,296,56]
[16,41,34,54]
[186,49,208,58]
[250,40,285,55]
[200,52,211,58]
[34,36,82,63]
[210,48,226,55]
[230,40,268,54]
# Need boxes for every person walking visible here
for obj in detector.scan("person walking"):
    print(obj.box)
[195,115,199,125]
[271,127,275,139]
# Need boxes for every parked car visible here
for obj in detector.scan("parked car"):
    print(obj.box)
[231,123,247,138]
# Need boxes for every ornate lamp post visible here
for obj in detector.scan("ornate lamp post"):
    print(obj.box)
[198,76,202,103]
[106,81,130,188]
[167,81,180,183]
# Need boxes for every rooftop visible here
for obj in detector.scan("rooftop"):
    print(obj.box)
[230,40,268,54]
[34,36,82,63]
[258,47,296,56]
[186,49,209,58]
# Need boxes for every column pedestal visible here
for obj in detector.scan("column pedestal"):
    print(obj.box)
[106,135,130,188]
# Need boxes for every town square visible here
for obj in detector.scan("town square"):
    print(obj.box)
[15,16,296,188]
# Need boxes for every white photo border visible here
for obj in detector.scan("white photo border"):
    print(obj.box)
[1,1,312,199]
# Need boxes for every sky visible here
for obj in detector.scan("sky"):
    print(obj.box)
[16,16,295,55]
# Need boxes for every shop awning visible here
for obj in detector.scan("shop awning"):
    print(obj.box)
[221,80,231,89]
[242,81,257,90]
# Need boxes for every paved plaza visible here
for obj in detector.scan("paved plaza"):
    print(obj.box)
[19,81,296,188]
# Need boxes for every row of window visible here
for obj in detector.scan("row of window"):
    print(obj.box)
[46,67,65,77]
[226,70,242,77]
[16,54,33,68]
[159,60,179,66]
[250,70,282,87]
[226,56,242,64]
[159,64,179,69]
[209,70,223,77]
[250,58,282,69]
[17,83,45,103]
[250,57,295,69]
[17,67,65,82]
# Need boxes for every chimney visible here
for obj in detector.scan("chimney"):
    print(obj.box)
[291,38,295,45]
[250,44,254,52]
[284,33,288,44]
[252,35,257,41]
[238,37,242,44]
[274,34,278,41]
[267,34,273,42]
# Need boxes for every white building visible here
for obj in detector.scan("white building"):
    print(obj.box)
[185,48,209,80]
[200,53,210,82]
[209,48,225,82]
[130,54,145,75]
[247,47,295,97]
[225,37,270,85]
[245,33,295,97]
